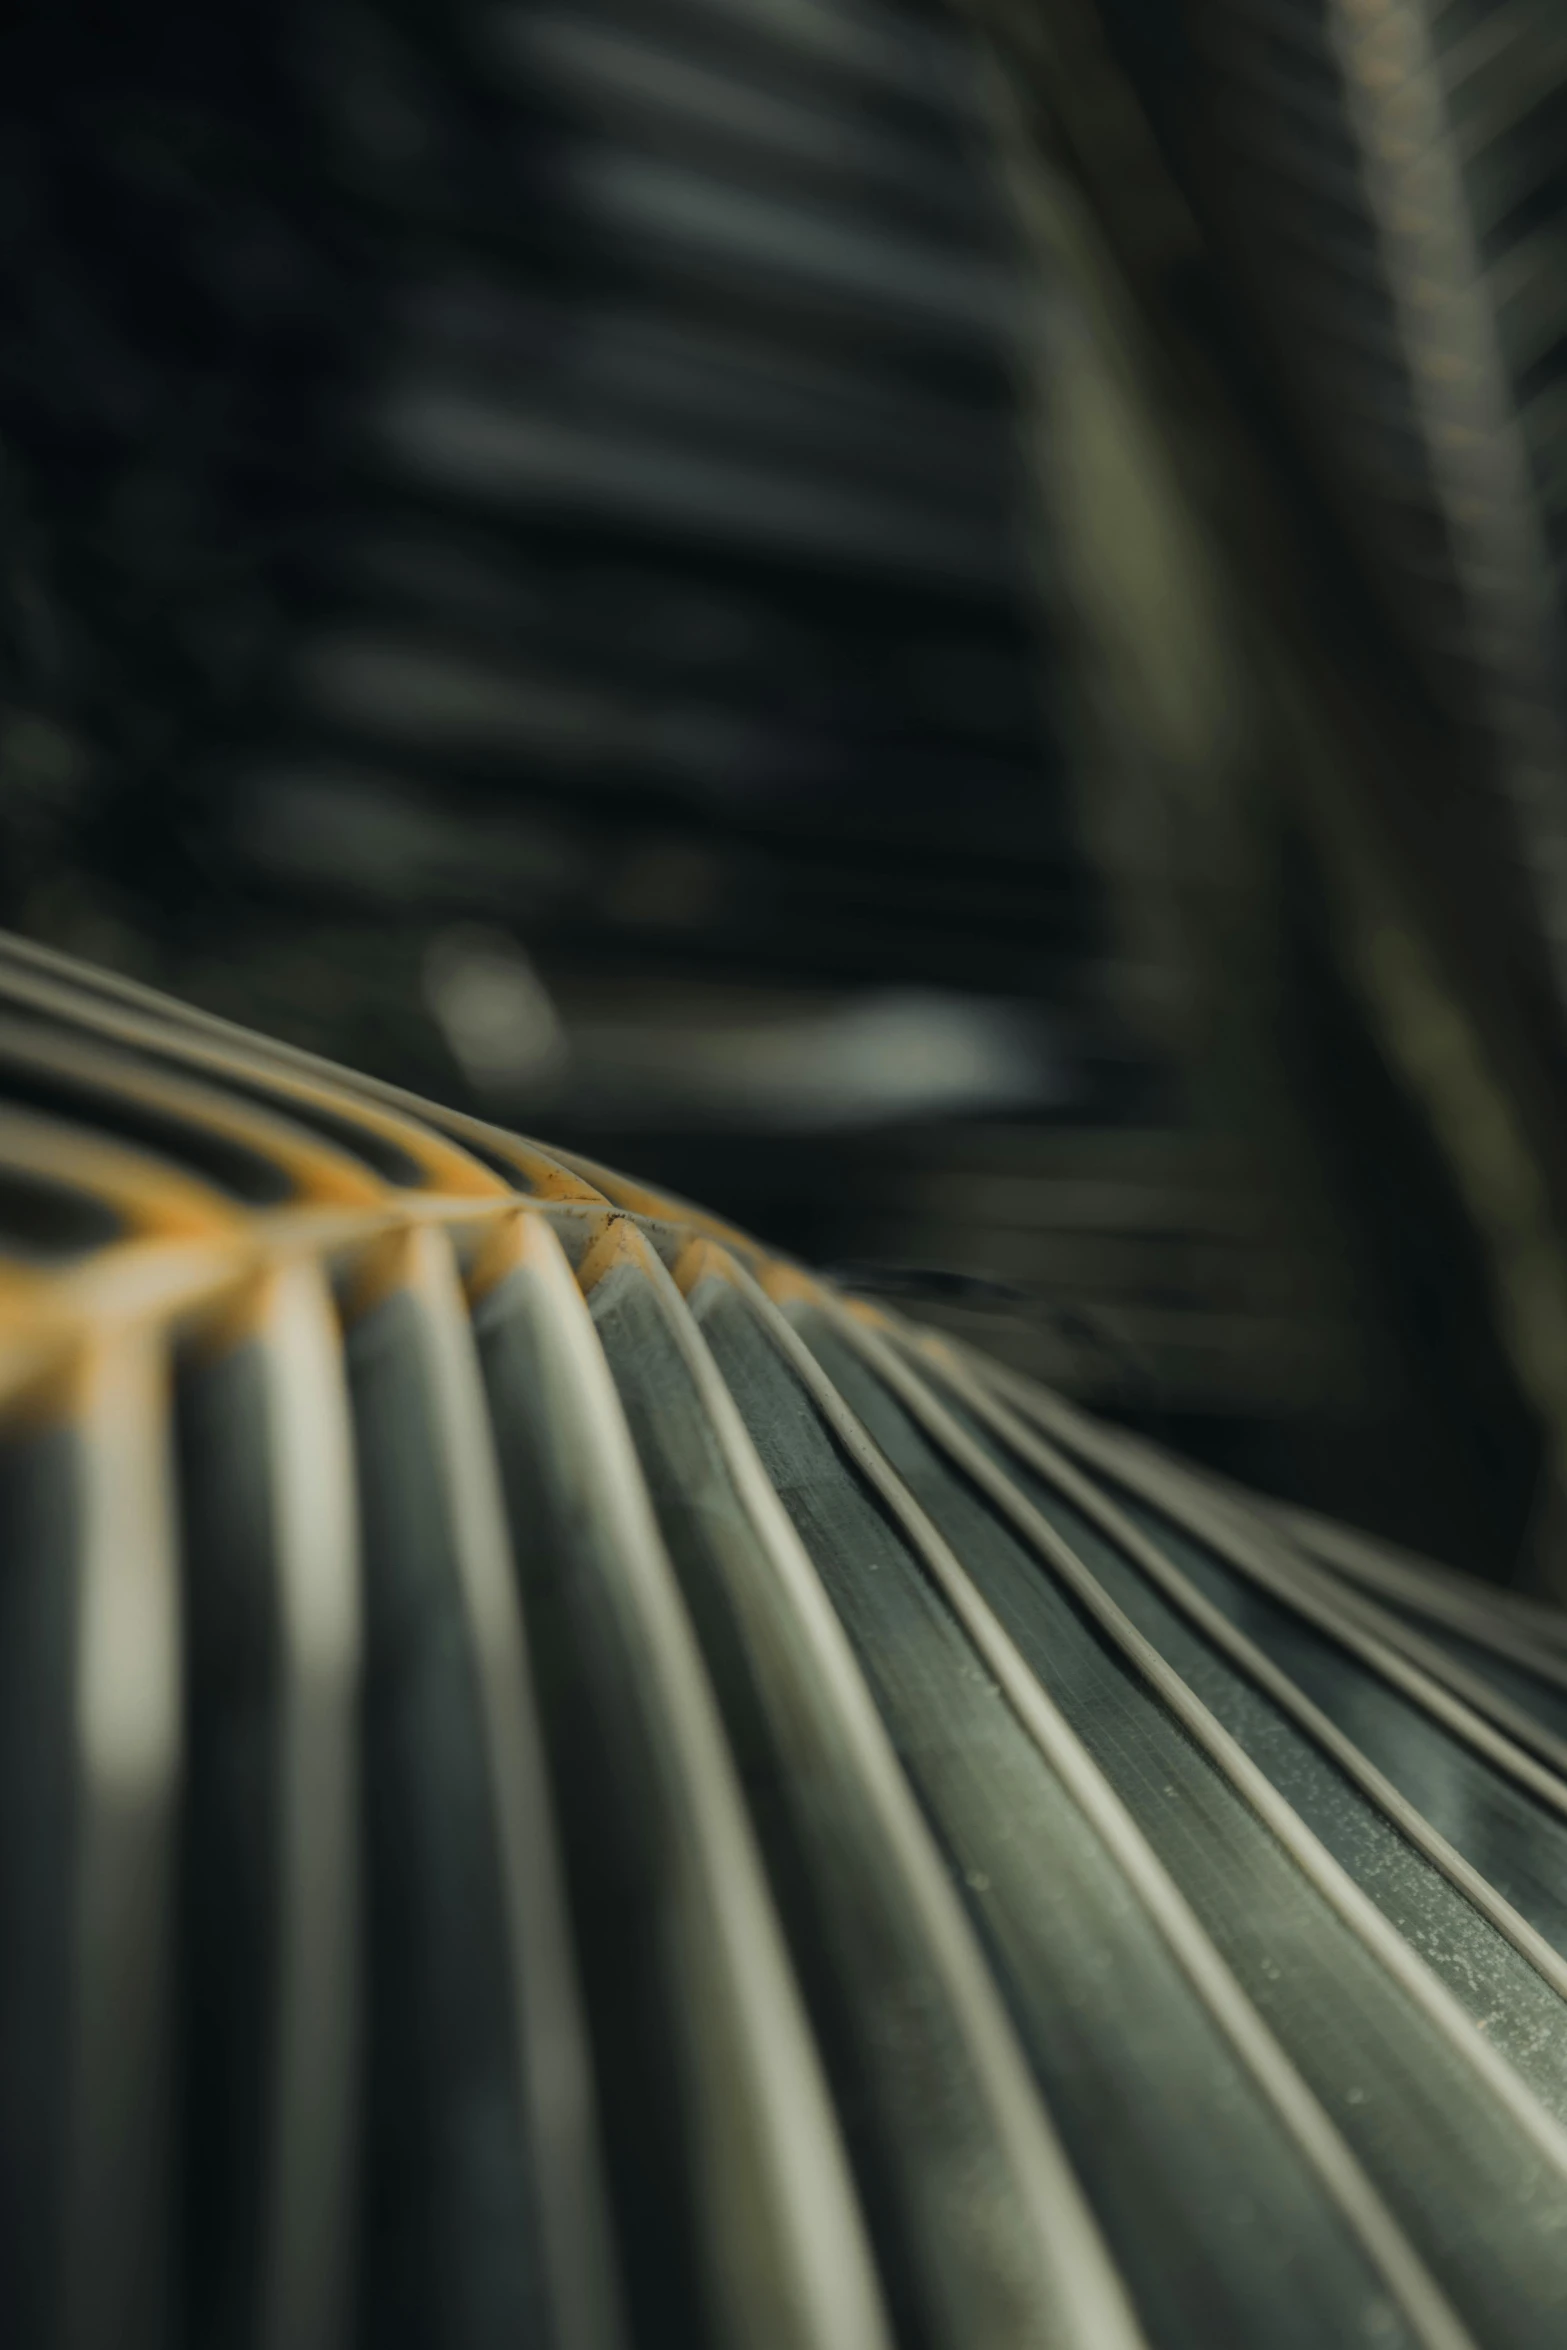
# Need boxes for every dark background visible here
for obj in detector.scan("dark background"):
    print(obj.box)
[2,0,1559,1583]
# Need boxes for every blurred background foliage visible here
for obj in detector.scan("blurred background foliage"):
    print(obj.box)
[4,0,1567,1585]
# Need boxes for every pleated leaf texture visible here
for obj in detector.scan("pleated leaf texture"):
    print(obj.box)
[8,934,1567,2350]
